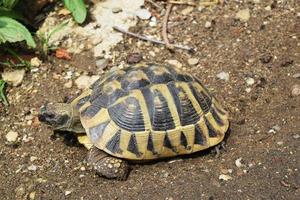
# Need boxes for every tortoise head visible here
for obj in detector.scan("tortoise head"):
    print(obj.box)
[38,103,73,131]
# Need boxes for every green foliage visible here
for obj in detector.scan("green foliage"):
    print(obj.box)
[0,16,36,47]
[63,0,87,24]
[0,0,19,10]
[37,19,69,58]
[0,79,8,106]
[0,47,32,69]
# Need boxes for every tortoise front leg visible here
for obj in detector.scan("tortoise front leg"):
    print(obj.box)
[86,146,130,180]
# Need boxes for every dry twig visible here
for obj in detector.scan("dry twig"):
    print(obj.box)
[162,3,174,50]
[113,26,193,52]
[169,1,197,6]
[145,0,163,10]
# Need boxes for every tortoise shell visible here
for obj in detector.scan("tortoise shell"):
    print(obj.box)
[72,63,229,160]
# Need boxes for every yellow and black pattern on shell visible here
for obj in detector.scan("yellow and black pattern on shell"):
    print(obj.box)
[76,63,229,160]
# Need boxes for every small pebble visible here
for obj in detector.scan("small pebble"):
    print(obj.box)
[292,73,300,79]
[135,9,151,20]
[219,174,232,181]
[188,58,199,65]
[204,21,212,28]
[96,59,109,70]
[75,75,100,89]
[235,8,250,22]
[64,80,73,89]
[277,141,283,145]
[65,190,72,196]
[235,158,245,168]
[30,156,38,162]
[29,191,36,200]
[2,69,25,86]
[28,164,37,171]
[216,71,229,81]
[293,134,299,139]
[149,17,157,27]
[291,84,300,96]
[80,166,86,171]
[181,6,194,15]
[245,88,252,93]
[6,131,19,142]
[166,60,183,68]
[30,57,42,68]
[265,5,271,11]
[246,77,255,85]
[272,125,281,132]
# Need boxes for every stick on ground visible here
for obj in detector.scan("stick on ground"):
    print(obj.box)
[113,26,194,52]
[162,3,174,50]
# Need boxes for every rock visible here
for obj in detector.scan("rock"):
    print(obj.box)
[204,21,212,28]
[65,190,72,196]
[135,9,151,20]
[30,57,42,68]
[235,8,250,22]
[64,80,73,89]
[272,125,281,132]
[246,77,255,85]
[28,164,37,171]
[265,5,272,11]
[75,75,100,89]
[29,191,36,200]
[64,71,73,80]
[181,6,194,15]
[6,131,19,142]
[188,58,199,65]
[219,174,232,181]
[293,134,299,139]
[277,141,283,145]
[235,158,245,168]
[149,17,157,27]
[127,53,143,64]
[166,60,183,68]
[291,84,300,96]
[96,59,109,70]
[2,69,26,86]
[216,72,229,81]
[30,156,38,162]
[245,88,251,93]
[292,73,300,79]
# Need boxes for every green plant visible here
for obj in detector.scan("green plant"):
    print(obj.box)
[63,0,87,24]
[37,19,69,58]
[0,47,31,68]
[0,79,8,106]
[0,0,36,48]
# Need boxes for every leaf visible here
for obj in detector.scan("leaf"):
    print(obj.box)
[0,16,36,47]
[0,7,28,23]
[47,19,69,41]
[0,79,9,106]
[63,0,87,24]
[1,0,19,10]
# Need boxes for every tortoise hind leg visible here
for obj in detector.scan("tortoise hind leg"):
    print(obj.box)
[86,146,130,180]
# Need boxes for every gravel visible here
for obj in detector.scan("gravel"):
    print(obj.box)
[5,131,19,142]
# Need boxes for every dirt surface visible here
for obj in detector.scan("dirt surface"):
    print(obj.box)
[1,1,300,199]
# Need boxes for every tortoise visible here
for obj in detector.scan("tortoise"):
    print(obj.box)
[38,63,229,180]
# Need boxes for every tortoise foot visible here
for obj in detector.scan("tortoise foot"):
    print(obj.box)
[87,146,130,180]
